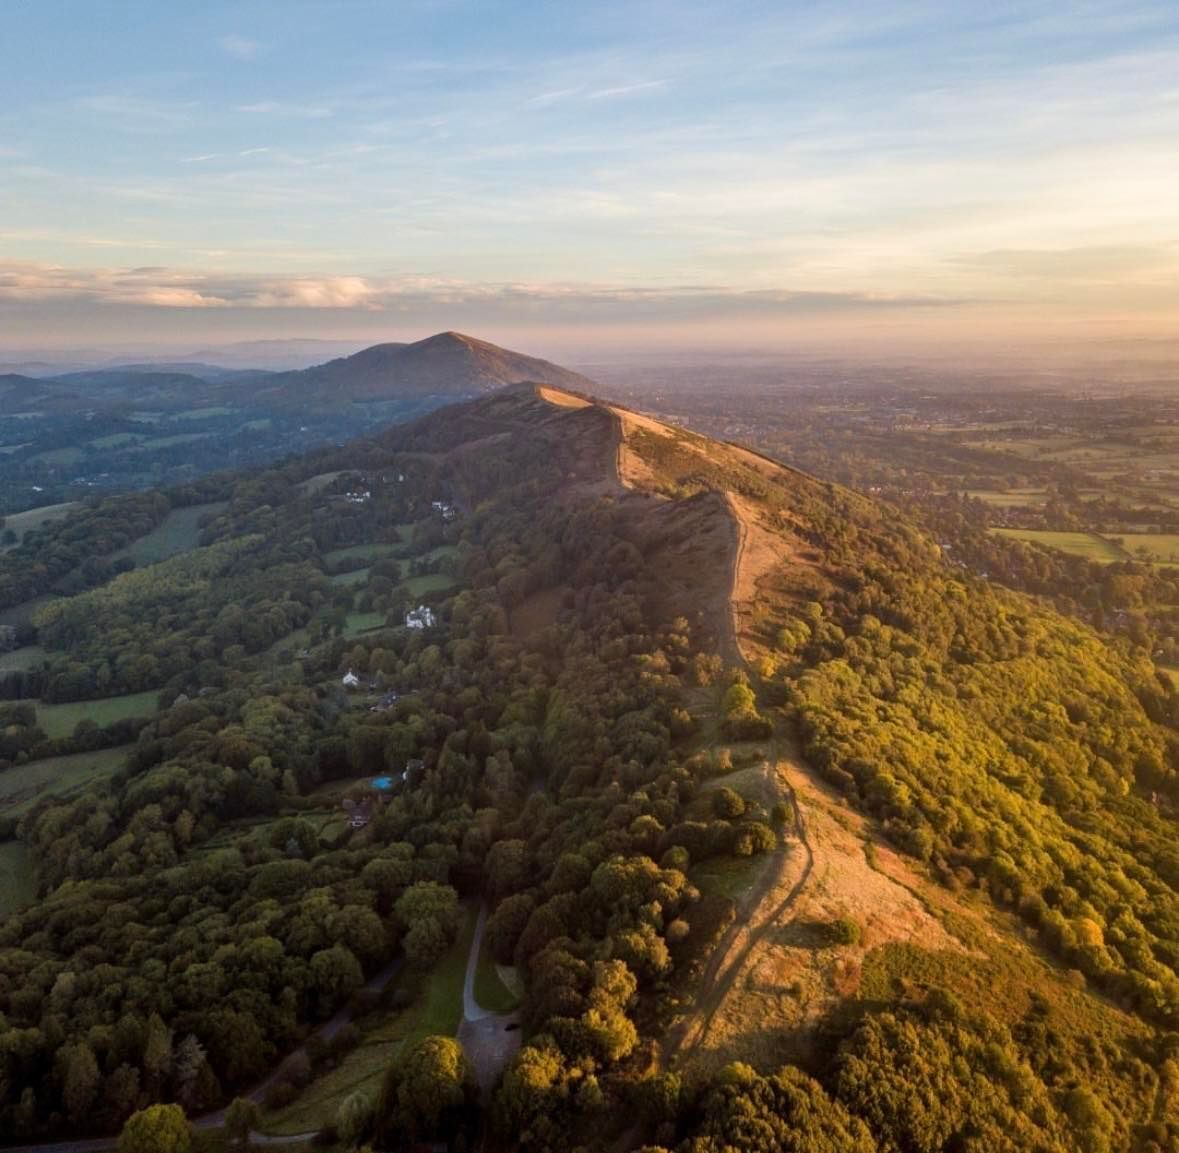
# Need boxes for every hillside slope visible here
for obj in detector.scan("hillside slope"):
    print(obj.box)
[1,382,1177,1151]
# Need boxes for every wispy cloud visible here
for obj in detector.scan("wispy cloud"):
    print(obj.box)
[586,79,666,101]
[220,34,260,61]
[238,100,334,118]
[0,261,961,316]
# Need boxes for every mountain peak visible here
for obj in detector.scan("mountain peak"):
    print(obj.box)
[258,332,594,407]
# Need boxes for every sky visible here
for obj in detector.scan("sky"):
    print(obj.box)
[1,0,1178,357]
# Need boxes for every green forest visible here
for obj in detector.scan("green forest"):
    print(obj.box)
[0,386,1177,1153]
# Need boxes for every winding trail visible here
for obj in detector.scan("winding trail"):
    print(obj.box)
[456,903,521,1096]
[2,959,405,1153]
[664,754,815,1069]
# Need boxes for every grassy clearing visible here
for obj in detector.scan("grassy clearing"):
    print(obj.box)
[401,573,456,597]
[474,934,519,1013]
[991,528,1125,562]
[342,612,387,638]
[965,490,1047,507]
[133,432,214,451]
[88,432,142,449]
[1114,533,1179,563]
[691,854,762,902]
[0,840,35,917]
[324,543,401,567]
[119,502,227,566]
[330,567,370,587]
[31,446,84,466]
[0,644,45,671]
[261,906,476,1137]
[1,502,80,546]
[175,406,234,421]
[36,690,160,738]
[0,745,131,815]
[299,471,346,496]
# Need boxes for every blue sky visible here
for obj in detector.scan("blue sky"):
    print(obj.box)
[2,0,1178,352]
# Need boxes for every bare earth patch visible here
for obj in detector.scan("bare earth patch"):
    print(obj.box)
[723,491,796,660]
[611,407,670,489]
[672,751,966,1079]
[537,386,590,408]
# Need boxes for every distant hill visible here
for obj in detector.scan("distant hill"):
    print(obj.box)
[253,331,595,407]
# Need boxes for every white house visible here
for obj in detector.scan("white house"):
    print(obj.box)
[342,669,361,688]
[405,605,436,630]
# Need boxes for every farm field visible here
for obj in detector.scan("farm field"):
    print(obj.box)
[118,501,227,565]
[0,745,131,815]
[1114,533,1179,563]
[0,840,34,918]
[89,432,142,449]
[133,432,215,451]
[36,689,161,738]
[991,528,1126,562]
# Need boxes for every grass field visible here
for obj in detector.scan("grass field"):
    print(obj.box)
[342,612,387,638]
[0,644,45,671]
[299,471,345,495]
[0,840,35,917]
[1,502,79,547]
[175,406,234,421]
[133,432,214,451]
[36,690,160,738]
[401,573,456,597]
[261,905,476,1136]
[324,543,401,568]
[31,446,84,466]
[0,745,131,815]
[330,567,371,586]
[991,528,1126,562]
[1115,533,1179,563]
[119,501,227,566]
[89,432,142,449]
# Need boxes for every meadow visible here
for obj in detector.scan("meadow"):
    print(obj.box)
[991,528,1126,562]
[0,501,79,547]
[118,501,228,566]
[0,745,131,815]
[35,689,161,738]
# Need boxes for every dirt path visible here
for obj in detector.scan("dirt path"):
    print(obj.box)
[664,748,814,1070]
